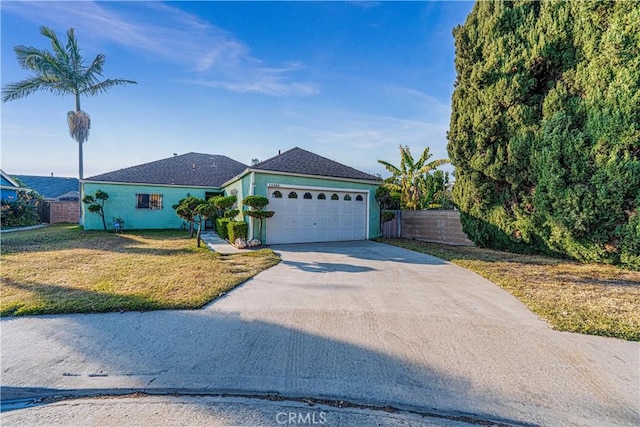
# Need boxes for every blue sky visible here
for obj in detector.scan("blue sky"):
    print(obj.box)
[1,1,473,179]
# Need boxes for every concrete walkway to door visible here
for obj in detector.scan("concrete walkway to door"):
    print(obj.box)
[1,241,638,426]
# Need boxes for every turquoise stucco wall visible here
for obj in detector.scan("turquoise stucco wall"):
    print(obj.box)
[226,172,381,239]
[222,178,245,221]
[82,182,221,230]
[83,173,381,236]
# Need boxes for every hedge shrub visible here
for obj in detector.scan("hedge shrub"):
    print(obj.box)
[215,218,231,240]
[228,221,248,242]
[1,199,39,227]
[448,1,640,269]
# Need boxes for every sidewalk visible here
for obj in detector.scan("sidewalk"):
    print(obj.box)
[200,231,245,254]
[0,224,48,234]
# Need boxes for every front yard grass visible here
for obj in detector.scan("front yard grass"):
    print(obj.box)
[1,225,280,316]
[377,238,640,341]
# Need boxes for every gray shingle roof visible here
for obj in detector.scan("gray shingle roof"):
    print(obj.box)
[13,175,79,199]
[251,147,381,181]
[85,153,248,187]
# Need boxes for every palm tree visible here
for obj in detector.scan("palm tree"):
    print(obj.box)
[378,145,449,210]
[2,26,136,220]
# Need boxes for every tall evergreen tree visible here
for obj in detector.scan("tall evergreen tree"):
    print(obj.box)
[448,1,639,269]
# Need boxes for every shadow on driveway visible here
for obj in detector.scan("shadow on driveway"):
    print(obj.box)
[270,240,449,266]
[2,308,637,426]
[2,310,540,427]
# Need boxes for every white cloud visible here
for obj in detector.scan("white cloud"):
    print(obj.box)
[2,1,317,97]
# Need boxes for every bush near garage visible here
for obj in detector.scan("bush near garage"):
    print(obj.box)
[228,221,248,242]
[216,217,231,240]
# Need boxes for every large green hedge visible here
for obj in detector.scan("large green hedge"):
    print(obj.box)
[448,1,639,269]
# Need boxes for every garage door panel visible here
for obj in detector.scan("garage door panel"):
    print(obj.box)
[316,216,329,227]
[266,187,367,244]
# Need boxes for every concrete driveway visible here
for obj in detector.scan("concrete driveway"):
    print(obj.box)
[1,240,638,426]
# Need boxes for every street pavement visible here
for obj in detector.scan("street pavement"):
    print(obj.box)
[1,240,638,426]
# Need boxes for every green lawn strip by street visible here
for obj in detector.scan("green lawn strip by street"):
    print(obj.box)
[376,238,640,341]
[1,225,279,316]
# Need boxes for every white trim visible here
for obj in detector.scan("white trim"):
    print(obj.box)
[267,183,368,194]
[220,168,251,188]
[267,183,371,240]
[221,168,381,188]
[248,171,256,239]
[0,185,30,191]
[0,170,21,189]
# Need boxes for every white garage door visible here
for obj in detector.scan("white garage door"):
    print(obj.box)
[266,186,368,244]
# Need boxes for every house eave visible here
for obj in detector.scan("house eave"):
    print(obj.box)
[0,170,21,189]
[221,168,381,188]
[81,179,224,190]
[0,185,30,192]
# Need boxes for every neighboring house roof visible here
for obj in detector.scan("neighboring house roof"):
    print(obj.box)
[13,175,79,200]
[85,152,248,187]
[1,169,22,190]
[250,147,381,182]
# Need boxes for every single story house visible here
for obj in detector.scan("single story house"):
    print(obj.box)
[83,147,382,244]
[13,175,79,201]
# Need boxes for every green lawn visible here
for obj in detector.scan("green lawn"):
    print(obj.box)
[1,225,280,316]
[377,238,640,341]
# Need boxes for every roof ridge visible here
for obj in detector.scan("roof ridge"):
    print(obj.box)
[251,147,300,168]
[250,146,380,181]
[84,152,249,187]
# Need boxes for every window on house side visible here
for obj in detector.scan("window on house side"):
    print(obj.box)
[137,193,163,210]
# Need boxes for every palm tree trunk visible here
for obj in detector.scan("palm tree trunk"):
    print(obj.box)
[76,93,84,225]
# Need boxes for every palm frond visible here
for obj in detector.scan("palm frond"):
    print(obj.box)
[81,78,137,96]
[399,145,414,175]
[40,26,68,63]
[65,28,84,77]
[14,45,49,71]
[1,77,55,102]
[419,158,450,174]
[377,159,401,176]
[382,182,402,192]
[417,147,433,168]
[84,54,106,79]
